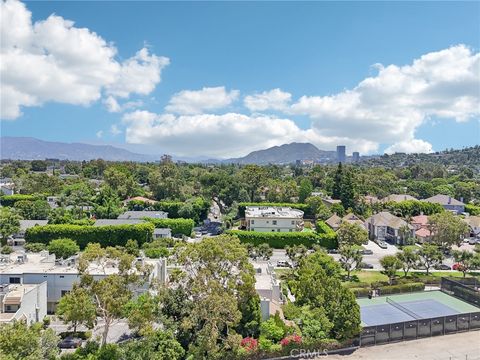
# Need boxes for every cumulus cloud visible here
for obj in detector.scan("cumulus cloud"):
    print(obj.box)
[165,86,239,115]
[122,110,378,157]
[244,88,292,112]
[290,45,479,153]
[0,0,169,120]
[384,139,433,155]
[110,124,122,136]
[103,96,144,113]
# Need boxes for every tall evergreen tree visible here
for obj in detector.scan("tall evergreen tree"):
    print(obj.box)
[332,163,343,199]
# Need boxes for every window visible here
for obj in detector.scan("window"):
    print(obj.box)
[271,229,275,232]
[251,220,254,224]
[59,275,64,278]
[277,229,280,232]
[272,220,277,225]
[291,220,295,225]
[9,277,20,284]
[61,290,70,297]
[289,229,293,232]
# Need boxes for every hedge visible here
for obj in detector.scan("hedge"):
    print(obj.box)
[384,200,444,217]
[25,223,154,249]
[128,198,210,222]
[226,230,337,249]
[0,194,43,207]
[316,220,336,235]
[350,287,371,298]
[144,218,194,237]
[466,204,480,216]
[377,282,425,295]
[238,202,313,217]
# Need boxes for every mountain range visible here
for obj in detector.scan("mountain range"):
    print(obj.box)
[0,137,342,164]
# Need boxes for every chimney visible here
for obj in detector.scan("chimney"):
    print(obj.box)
[448,196,451,204]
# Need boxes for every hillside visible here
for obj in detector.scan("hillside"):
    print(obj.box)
[225,142,336,165]
[0,137,157,162]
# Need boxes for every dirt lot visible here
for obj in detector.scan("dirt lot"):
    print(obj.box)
[326,331,480,360]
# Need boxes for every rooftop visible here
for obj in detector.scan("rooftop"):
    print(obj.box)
[367,211,413,229]
[94,219,143,226]
[245,206,303,219]
[382,194,417,203]
[118,211,168,220]
[19,220,48,231]
[423,194,465,206]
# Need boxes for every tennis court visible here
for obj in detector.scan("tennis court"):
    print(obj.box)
[357,290,480,346]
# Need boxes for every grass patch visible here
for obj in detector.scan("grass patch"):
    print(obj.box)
[344,270,388,284]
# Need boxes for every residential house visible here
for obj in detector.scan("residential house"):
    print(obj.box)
[423,194,465,214]
[245,206,304,232]
[322,198,342,208]
[382,194,417,203]
[0,282,47,325]
[93,219,143,226]
[366,211,414,245]
[46,196,59,209]
[118,211,168,220]
[325,213,366,231]
[464,216,480,237]
[0,251,167,313]
[0,185,14,196]
[11,220,49,244]
[124,196,158,206]
[253,261,283,320]
[410,214,432,243]
[153,228,172,239]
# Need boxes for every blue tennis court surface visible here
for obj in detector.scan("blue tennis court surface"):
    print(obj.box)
[360,296,465,326]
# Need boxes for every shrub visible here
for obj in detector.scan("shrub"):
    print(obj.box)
[280,334,302,347]
[0,246,13,255]
[24,243,47,252]
[377,282,425,295]
[143,247,169,259]
[144,218,194,237]
[227,229,337,249]
[349,287,371,298]
[25,223,154,249]
[47,238,80,259]
[238,202,313,217]
[0,194,42,207]
[240,337,258,352]
[384,200,444,217]
[466,204,480,216]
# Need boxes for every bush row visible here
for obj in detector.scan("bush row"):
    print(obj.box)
[349,282,425,298]
[25,223,154,249]
[0,194,43,207]
[127,198,210,222]
[226,230,337,249]
[238,202,313,217]
[316,220,336,235]
[144,218,194,236]
[384,200,444,217]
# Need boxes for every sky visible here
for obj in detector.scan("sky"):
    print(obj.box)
[1,0,479,158]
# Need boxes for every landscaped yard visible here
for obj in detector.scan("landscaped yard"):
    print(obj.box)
[343,270,480,285]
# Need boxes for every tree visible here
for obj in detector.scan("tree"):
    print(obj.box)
[0,208,20,244]
[298,178,313,203]
[337,222,368,247]
[240,165,267,202]
[418,244,443,275]
[340,169,356,210]
[93,185,124,219]
[396,247,419,277]
[56,287,96,333]
[380,255,402,285]
[429,212,469,252]
[285,244,308,267]
[123,292,157,336]
[256,243,273,260]
[332,163,343,200]
[13,200,50,220]
[339,245,363,280]
[0,321,59,360]
[121,330,185,360]
[452,250,478,278]
[399,224,414,245]
[47,238,80,259]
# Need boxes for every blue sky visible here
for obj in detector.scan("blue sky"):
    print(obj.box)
[1,0,479,158]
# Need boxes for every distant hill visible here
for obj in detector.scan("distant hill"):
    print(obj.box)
[363,146,480,169]
[225,142,337,165]
[0,137,158,162]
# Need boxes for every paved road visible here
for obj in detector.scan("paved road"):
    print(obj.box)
[326,331,480,360]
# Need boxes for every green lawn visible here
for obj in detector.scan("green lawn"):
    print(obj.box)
[344,270,480,285]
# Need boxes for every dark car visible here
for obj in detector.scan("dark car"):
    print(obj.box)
[327,249,339,254]
[361,249,373,255]
[58,337,82,349]
[434,264,451,270]
[358,262,374,269]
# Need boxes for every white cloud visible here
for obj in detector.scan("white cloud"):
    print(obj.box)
[110,124,122,136]
[244,88,292,112]
[103,96,143,113]
[122,110,378,158]
[384,139,433,155]
[96,130,103,138]
[0,0,169,120]
[290,45,479,153]
[165,86,239,115]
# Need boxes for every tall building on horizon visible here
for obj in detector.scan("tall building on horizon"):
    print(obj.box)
[352,152,360,163]
[336,145,346,163]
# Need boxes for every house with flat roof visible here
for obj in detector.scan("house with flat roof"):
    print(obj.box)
[423,194,465,214]
[0,250,166,313]
[245,206,304,232]
[253,261,283,320]
[366,211,414,245]
[0,282,47,325]
[118,211,168,220]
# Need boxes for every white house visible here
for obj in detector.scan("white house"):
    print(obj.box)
[0,251,167,313]
[245,206,304,232]
[253,261,283,320]
[0,282,47,325]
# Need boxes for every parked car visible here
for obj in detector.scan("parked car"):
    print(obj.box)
[361,249,373,255]
[327,249,339,254]
[58,337,82,349]
[376,241,388,249]
[468,238,479,245]
[276,260,291,268]
[434,264,451,270]
[358,262,374,269]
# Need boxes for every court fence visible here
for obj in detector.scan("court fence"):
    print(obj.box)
[441,277,480,308]
[359,311,480,346]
